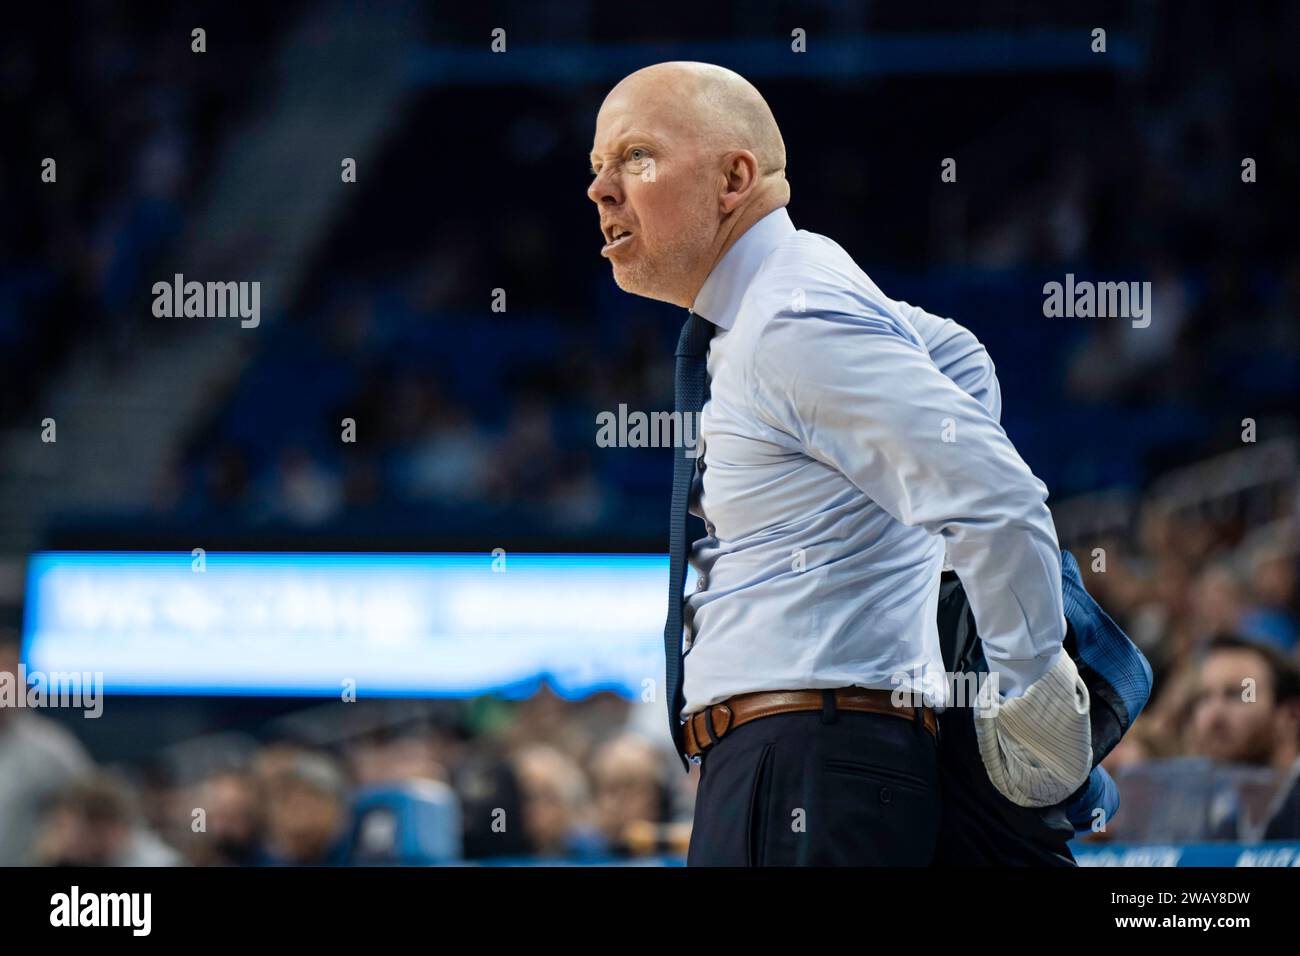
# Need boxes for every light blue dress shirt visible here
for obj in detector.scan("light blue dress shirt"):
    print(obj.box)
[681,206,1066,717]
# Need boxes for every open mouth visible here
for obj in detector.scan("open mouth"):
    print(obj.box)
[602,226,635,255]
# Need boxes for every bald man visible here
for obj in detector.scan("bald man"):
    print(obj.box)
[589,63,1092,866]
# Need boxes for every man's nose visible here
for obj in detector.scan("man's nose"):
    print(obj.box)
[587,167,622,206]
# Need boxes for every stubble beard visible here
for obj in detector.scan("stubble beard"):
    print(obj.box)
[611,203,716,307]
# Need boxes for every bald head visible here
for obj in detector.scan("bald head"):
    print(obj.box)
[609,62,787,182]
[588,62,790,307]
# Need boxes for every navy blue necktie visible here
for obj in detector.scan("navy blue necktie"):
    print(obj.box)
[664,310,714,770]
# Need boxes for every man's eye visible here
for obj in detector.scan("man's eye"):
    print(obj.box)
[628,148,647,162]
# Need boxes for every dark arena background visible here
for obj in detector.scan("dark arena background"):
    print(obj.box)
[1,0,1298,927]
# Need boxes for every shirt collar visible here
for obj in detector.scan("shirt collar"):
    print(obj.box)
[691,206,795,331]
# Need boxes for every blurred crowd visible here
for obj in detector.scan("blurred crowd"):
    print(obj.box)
[3,452,1298,866]
[1076,466,1300,842]
[2,626,693,865]
[0,3,300,424]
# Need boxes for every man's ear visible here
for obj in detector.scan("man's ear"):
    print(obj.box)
[719,150,759,213]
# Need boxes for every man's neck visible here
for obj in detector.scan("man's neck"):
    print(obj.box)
[686,198,783,308]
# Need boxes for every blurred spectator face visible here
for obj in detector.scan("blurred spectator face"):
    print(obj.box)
[513,745,586,856]
[1191,647,1278,764]
[1191,565,1244,638]
[38,803,108,866]
[252,741,307,786]
[35,777,134,867]
[1154,559,1192,609]
[263,754,348,865]
[197,771,262,866]
[1252,549,1296,609]
[591,735,664,845]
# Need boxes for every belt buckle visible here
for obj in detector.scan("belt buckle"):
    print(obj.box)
[682,712,706,760]
[686,702,734,760]
[695,710,716,754]
[688,708,717,759]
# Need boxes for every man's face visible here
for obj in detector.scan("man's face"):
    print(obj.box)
[593,750,661,842]
[587,84,719,306]
[266,779,345,864]
[203,773,262,856]
[1190,649,1277,764]
[515,755,573,853]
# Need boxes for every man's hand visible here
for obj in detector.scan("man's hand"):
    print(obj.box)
[974,648,1092,807]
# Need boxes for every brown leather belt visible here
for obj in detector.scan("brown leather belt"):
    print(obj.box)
[683,686,938,758]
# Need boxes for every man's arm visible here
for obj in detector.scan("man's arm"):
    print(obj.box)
[752,289,1092,805]
[895,300,1001,572]
[895,300,1002,422]
[752,298,1065,698]
[873,299,1097,806]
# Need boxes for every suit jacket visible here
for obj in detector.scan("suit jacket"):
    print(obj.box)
[933,549,1153,865]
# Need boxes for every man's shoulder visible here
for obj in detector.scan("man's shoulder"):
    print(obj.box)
[743,230,922,347]
[749,227,858,294]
